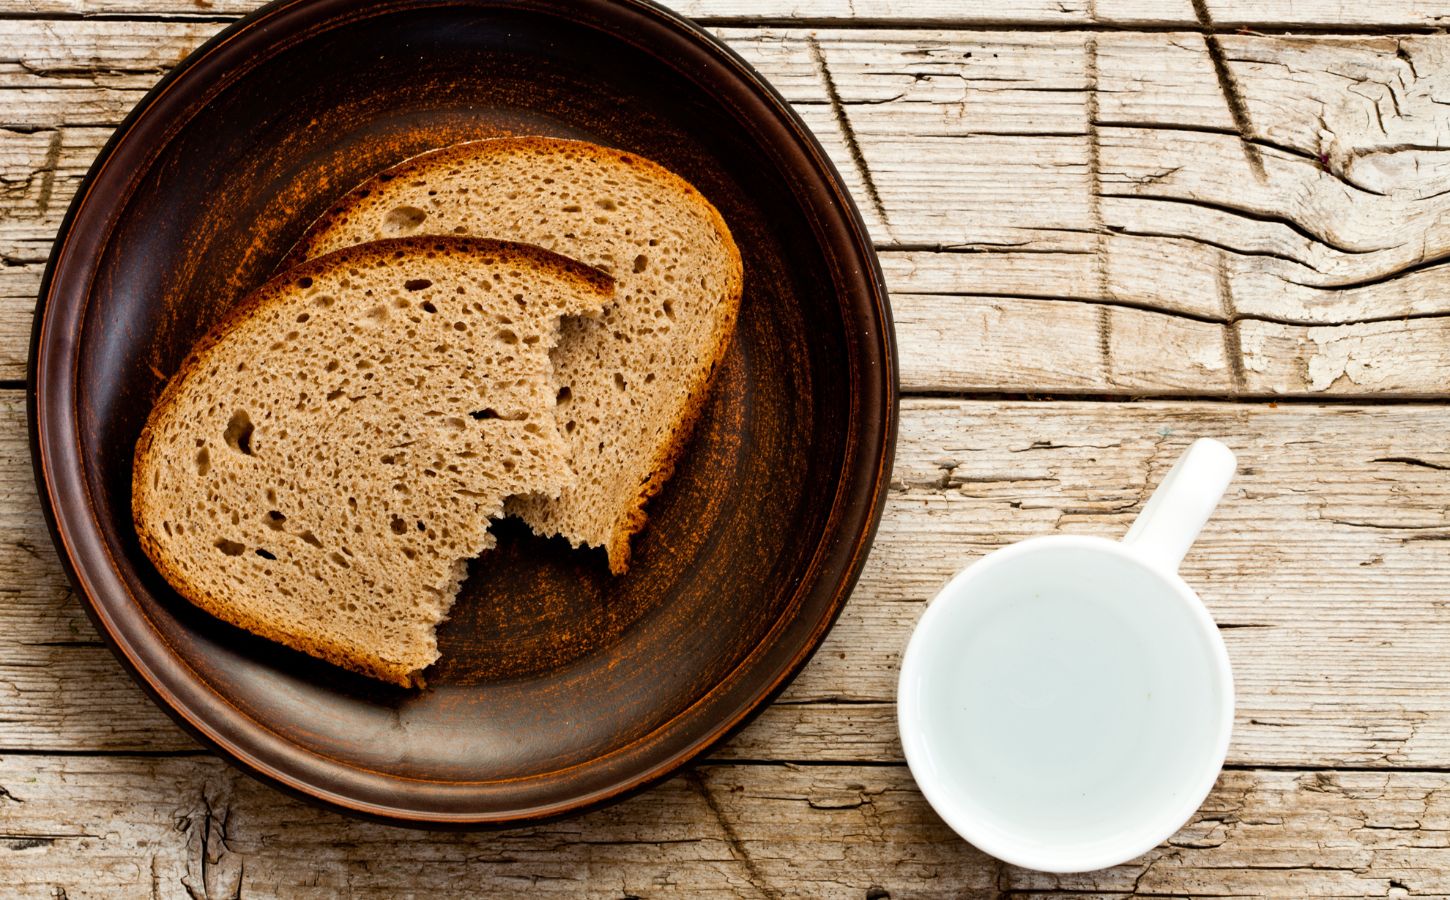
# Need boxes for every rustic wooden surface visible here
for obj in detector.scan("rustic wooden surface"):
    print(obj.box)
[4,1,1450,896]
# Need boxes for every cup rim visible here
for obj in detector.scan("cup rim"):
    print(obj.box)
[896,534,1235,873]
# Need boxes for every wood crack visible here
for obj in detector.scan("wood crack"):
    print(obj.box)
[1330,519,1449,530]
[1395,39,1421,80]
[13,61,169,77]
[1095,117,1387,197]
[877,241,1089,255]
[32,129,61,220]
[1105,223,1314,268]
[1097,191,1388,256]
[1218,254,1247,394]
[180,783,243,900]
[1097,305,1113,384]
[687,769,779,900]
[1279,247,1450,293]
[897,286,1450,329]
[0,11,240,23]
[1086,32,1113,393]
[1191,0,1266,182]
[809,36,891,237]
[1371,456,1450,471]
[0,831,97,845]
[0,124,56,136]
[17,640,105,648]
[895,129,1087,138]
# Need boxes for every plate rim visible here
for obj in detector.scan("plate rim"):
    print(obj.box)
[28,0,899,826]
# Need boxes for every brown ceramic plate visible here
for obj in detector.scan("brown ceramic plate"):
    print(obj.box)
[29,0,895,826]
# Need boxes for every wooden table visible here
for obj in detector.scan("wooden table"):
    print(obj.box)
[5,0,1450,895]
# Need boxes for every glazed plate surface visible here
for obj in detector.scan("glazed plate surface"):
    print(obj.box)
[29,0,896,825]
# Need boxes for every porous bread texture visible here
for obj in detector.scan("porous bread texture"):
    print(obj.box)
[133,237,613,686]
[289,138,743,574]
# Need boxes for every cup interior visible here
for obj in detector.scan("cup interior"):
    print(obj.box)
[898,536,1233,872]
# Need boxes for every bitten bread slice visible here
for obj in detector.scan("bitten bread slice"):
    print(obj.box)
[289,138,743,573]
[133,237,613,686]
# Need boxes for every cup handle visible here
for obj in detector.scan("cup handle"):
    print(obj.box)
[1121,438,1237,573]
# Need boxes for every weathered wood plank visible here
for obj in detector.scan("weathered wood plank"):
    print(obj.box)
[0,0,1443,27]
[1,756,1447,898]
[3,0,1080,23]
[891,291,1233,395]
[7,393,1450,769]
[6,25,1450,393]
[1100,0,1450,29]
[0,18,207,85]
[744,28,1450,395]
[4,2,1448,890]
[798,30,1450,314]
[762,398,1450,769]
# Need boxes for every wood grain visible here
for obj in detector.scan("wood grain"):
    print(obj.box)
[7,393,1450,770]
[7,23,1450,393]
[5,1,1450,890]
[2,755,1448,897]
[772,398,1450,771]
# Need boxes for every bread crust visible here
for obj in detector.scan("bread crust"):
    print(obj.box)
[132,236,614,686]
[286,138,744,573]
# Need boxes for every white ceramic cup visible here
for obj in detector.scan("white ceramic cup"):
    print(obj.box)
[898,438,1238,873]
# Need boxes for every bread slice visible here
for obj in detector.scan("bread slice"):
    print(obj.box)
[133,237,613,686]
[288,138,743,573]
